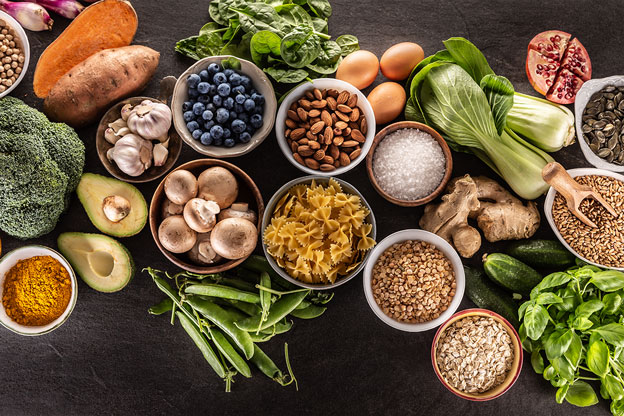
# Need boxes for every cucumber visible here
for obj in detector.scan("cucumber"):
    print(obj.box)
[506,240,575,269]
[464,266,519,327]
[483,253,542,296]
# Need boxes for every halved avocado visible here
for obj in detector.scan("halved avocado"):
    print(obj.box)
[58,232,134,293]
[77,173,147,237]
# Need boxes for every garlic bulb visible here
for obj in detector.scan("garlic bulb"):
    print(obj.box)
[111,134,153,177]
[126,100,172,141]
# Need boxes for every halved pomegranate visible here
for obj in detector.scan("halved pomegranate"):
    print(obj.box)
[546,68,584,105]
[526,30,591,104]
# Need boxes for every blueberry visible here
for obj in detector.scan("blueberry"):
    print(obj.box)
[204,120,215,131]
[202,110,214,121]
[200,132,213,146]
[250,113,263,128]
[210,125,224,140]
[224,69,234,78]
[229,111,237,121]
[197,82,210,94]
[232,85,245,95]
[224,138,236,147]
[212,95,223,107]
[213,138,223,146]
[237,112,249,123]
[217,83,231,97]
[245,124,255,134]
[239,132,252,143]
[197,95,211,104]
[213,72,227,84]
[205,103,216,112]
[216,108,229,124]
[182,101,193,112]
[207,84,217,96]
[250,89,257,96]
[223,128,231,139]
[234,94,246,105]
[187,73,201,88]
[234,103,244,113]
[188,88,199,99]
[186,121,200,133]
[240,76,251,89]
[207,63,221,75]
[251,93,265,106]
[183,111,195,122]
[192,102,205,115]
[192,129,203,140]
[252,105,263,115]
[231,119,246,134]
[229,73,242,86]
[199,69,210,81]
[243,98,255,112]
[223,97,234,110]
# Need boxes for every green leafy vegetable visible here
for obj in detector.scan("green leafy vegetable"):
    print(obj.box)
[336,34,359,55]
[280,26,323,68]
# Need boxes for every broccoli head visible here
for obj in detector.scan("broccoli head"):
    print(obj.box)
[0,97,85,239]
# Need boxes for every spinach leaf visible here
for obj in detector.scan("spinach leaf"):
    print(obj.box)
[565,381,599,407]
[592,270,624,292]
[307,0,332,19]
[196,31,225,58]
[336,34,360,56]
[264,66,310,83]
[218,0,247,22]
[545,329,574,360]
[209,0,227,26]
[442,37,494,84]
[232,4,285,35]
[280,26,322,68]
[306,40,342,74]
[274,4,313,28]
[175,36,200,60]
[480,74,514,135]
[221,56,241,70]
[250,30,282,67]
[592,323,624,347]
[604,374,624,400]
[587,340,610,376]
[524,302,550,340]
[311,17,328,34]
[221,31,253,61]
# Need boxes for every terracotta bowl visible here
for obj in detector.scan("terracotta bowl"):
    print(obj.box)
[149,159,264,274]
[431,308,523,401]
[96,93,182,183]
[365,121,452,207]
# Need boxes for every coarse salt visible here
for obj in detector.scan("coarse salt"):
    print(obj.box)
[372,128,446,200]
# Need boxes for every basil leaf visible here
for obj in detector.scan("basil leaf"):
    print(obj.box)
[175,36,200,60]
[592,323,624,347]
[564,331,583,367]
[531,350,545,373]
[518,300,532,320]
[604,292,623,315]
[556,383,570,404]
[551,356,575,381]
[524,303,549,340]
[480,74,514,135]
[555,287,578,312]
[587,340,610,377]
[280,26,321,68]
[592,270,624,292]
[571,316,594,331]
[575,299,604,318]
[442,37,494,84]
[336,34,359,56]
[545,329,574,360]
[538,272,573,292]
[612,399,624,416]
[604,374,624,401]
[602,380,612,400]
[543,364,555,381]
[565,380,599,407]
[536,292,563,306]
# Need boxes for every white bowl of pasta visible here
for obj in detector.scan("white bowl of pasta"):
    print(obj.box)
[261,176,377,289]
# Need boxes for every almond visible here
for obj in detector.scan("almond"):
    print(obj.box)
[298,99,311,110]
[287,109,300,121]
[344,127,352,137]
[337,91,349,104]
[310,121,325,134]
[333,127,343,136]
[351,129,366,143]
[285,118,298,129]
[313,88,323,100]
[289,102,298,112]
[329,144,340,159]
[335,111,350,122]
[290,128,306,140]
[327,89,339,98]
[309,141,321,150]
[298,138,309,145]
[326,96,337,111]
[320,164,336,172]
[335,121,348,130]
[297,145,314,157]
[297,107,308,122]
[293,153,305,166]
[309,117,320,125]
[333,136,344,146]
[349,107,360,122]
[321,110,333,127]
[308,109,321,117]
[323,155,335,165]
[333,160,341,168]
[337,104,352,113]
[347,93,358,108]
[314,149,325,160]
[304,158,320,169]
[305,90,315,100]
[285,129,291,138]
[324,135,333,145]
[339,152,351,166]
[311,99,327,109]
[360,118,368,134]
[306,131,317,141]
[331,112,338,124]
[324,125,334,141]
[290,141,298,153]
[349,148,361,160]
[341,140,359,148]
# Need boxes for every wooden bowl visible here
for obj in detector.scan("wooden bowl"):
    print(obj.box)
[149,159,264,274]
[96,94,182,183]
[431,309,523,401]
[365,121,453,207]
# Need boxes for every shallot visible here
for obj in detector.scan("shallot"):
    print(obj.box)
[0,0,52,31]
[21,0,83,19]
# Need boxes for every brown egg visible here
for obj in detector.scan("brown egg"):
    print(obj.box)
[380,42,425,81]
[336,50,379,90]
[367,82,406,125]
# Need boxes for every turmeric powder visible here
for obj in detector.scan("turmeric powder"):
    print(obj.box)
[2,255,72,326]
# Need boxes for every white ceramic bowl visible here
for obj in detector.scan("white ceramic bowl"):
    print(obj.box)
[544,167,624,270]
[275,78,376,176]
[0,245,78,335]
[0,11,29,99]
[363,229,465,332]
[171,55,277,158]
[575,75,624,171]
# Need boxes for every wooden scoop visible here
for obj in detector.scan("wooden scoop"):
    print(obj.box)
[542,162,617,228]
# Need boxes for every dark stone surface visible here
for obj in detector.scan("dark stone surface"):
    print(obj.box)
[0,0,617,414]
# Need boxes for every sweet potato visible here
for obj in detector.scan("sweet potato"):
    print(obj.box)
[44,46,160,128]
[33,0,138,98]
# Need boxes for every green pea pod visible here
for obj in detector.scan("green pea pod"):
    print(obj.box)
[219,277,258,292]
[260,272,272,312]
[290,304,327,319]
[295,300,311,310]
[175,311,225,378]
[249,343,282,379]
[226,299,262,316]
[186,297,255,360]
[148,298,173,315]
[250,332,275,343]
[185,283,261,304]
[261,319,293,335]
[207,326,251,378]
[241,255,298,290]
[148,271,201,332]
[235,290,310,332]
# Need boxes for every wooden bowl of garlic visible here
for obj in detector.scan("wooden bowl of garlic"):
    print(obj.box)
[96,79,182,183]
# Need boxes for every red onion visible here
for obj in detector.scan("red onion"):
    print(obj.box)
[0,0,53,31]
[21,0,83,19]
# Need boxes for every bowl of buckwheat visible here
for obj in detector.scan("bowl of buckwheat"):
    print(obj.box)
[0,11,29,99]
[362,229,464,332]
[431,309,523,401]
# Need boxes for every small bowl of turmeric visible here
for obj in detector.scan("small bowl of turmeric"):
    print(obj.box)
[0,245,77,336]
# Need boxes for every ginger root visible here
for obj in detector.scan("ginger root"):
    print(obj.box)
[420,175,540,258]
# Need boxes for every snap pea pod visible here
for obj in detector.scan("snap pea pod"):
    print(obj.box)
[249,332,275,343]
[249,343,282,379]
[235,290,310,332]
[225,299,262,316]
[219,302,292,335]
[207,326,251,378]
[257,272,272,333]
[146,269,202,332]
[219,277,258,292]
[175,311,225,378]
[241,255,298,290]
[148,298,173,315]
[289,304,326,319]
[185,283,261,304]
[186,296,255,360]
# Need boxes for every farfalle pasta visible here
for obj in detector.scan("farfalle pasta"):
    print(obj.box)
[264,179,376,284]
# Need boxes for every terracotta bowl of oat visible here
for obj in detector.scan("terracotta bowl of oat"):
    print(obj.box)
[431,309,523,401]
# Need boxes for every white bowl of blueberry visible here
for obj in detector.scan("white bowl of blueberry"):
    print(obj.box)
[171,55,277,158]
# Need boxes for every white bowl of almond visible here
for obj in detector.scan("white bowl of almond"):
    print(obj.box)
[362,229,464,332]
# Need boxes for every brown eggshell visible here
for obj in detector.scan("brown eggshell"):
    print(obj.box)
[380,42,425,81]
[336,50,379,90]
[367,82,406,125]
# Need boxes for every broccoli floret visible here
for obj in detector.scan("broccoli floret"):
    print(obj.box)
[0,97,85,239]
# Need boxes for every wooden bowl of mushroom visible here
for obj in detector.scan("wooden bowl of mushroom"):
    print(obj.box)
[149,159,264,273]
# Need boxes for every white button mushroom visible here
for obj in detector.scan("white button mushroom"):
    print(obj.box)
[210,217,257,260]
[183,198,220,233]
[102,195,131,223]
[161,199,183,220]
[217,202,257,224]
[188,233,222,265]
[164,170,198,205]
[158,215,197,254]
[197,167,239,209]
